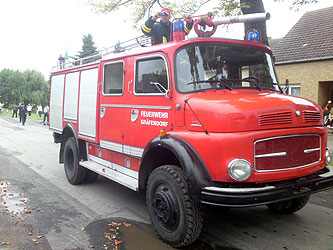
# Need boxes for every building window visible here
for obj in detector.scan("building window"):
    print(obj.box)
[281,84,301,96]
[103,61,124,95]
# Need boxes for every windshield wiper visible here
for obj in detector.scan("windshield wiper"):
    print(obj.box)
[241,77,262,91]
[187,80,232,91]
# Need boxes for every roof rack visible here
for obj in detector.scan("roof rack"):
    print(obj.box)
[52,36,151,72]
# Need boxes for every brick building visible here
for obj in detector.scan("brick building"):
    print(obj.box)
[270,6,333,108]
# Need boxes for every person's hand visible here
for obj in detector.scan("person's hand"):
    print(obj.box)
[152,12,159,21]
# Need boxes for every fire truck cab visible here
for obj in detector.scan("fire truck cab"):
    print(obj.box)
[50,34,333,247]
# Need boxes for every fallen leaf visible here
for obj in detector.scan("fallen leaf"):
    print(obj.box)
[82,227,86,231]
[115,240,123,246]
[88,245,95,248]
[122,222,131,227]
[37,235,43,239]
[32,239,37,242]
[1,242,11,246]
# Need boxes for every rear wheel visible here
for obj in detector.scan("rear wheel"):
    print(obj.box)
[267,195,310,214]
[146,165,203,247]
[63,137,86,185]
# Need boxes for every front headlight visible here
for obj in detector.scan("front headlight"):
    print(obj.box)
[326,147,332,165]
[228,159,252,181]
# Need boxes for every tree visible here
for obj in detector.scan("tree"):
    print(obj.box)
[0,69,49,108]
[113,41,125,53]
[72,34,99,64]
[88,0,319,25]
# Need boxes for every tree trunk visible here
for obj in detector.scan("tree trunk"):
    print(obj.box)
[240,0,269,46]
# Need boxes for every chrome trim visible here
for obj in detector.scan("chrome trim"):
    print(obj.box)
[100,139,144,158]
[81,156,138,191]
[100,104,171,110]
[63,118,77,123]
[88,154,111,167]
[202,186,275,193]
[88,154,138,179]
[304,148,321,154]
[78,133,96,141]
[254,134,321,172]
[100,140,122,153]
[255,152,287,158]
[319,166,333,178]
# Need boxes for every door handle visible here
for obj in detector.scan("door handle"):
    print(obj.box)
[100,107,105,118]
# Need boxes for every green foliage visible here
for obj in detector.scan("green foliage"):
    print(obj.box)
[77,34,98,58]
[71,34,100,64]
[0,69,49,108]
[88,0,243,26]
[88,0,319,26]
[113,41,125,53]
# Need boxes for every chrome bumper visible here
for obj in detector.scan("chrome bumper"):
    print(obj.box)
[201,166,333,208]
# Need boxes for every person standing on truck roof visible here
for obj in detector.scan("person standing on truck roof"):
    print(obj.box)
[141,8,193,45]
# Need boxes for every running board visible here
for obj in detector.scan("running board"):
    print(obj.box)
[79,157,138,191]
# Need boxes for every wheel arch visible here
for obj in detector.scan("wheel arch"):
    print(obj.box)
[139,135,211,200]
[59,123,87,163]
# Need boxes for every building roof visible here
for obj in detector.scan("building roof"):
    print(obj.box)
[270,6,333,64]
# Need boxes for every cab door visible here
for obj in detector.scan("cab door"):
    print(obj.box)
[123,54,172,159]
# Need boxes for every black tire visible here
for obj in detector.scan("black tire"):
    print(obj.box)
[64,137,86,185]
[267,195,310,214]
[146,165,203,247]
[85,170,99,183]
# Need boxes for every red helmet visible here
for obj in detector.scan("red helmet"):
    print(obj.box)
[160,8,170,16]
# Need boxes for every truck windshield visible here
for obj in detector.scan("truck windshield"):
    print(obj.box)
[175,44,279,93]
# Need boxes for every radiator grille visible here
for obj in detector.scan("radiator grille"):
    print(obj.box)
[254,134,321,172]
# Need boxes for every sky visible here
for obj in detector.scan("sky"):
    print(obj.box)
[0,0,332,80]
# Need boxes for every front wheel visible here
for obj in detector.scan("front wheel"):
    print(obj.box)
[146,165,203,247]
[267,195,310,214]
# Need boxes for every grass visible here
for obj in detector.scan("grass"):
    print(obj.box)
[0,108,44,121]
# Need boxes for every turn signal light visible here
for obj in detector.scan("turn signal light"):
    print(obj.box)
[160,129,167,137]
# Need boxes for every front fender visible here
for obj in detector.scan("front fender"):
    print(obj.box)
[140,134,212,199]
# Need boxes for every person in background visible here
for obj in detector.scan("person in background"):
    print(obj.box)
[27,103,32,116]
[43,105,49,125]
[141,8,193,45]
[12,104,18,118]
[21,104,27,126]
[37,104,42,117]
[18,103,23,123]
[323,100,331,126]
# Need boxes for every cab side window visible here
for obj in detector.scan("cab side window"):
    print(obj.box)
[104,62,124,95]
[135,57,169,94]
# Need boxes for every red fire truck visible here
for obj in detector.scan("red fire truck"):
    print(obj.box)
[49,13,333,247]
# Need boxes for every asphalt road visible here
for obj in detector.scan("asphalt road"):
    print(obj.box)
[0,115,332,250]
